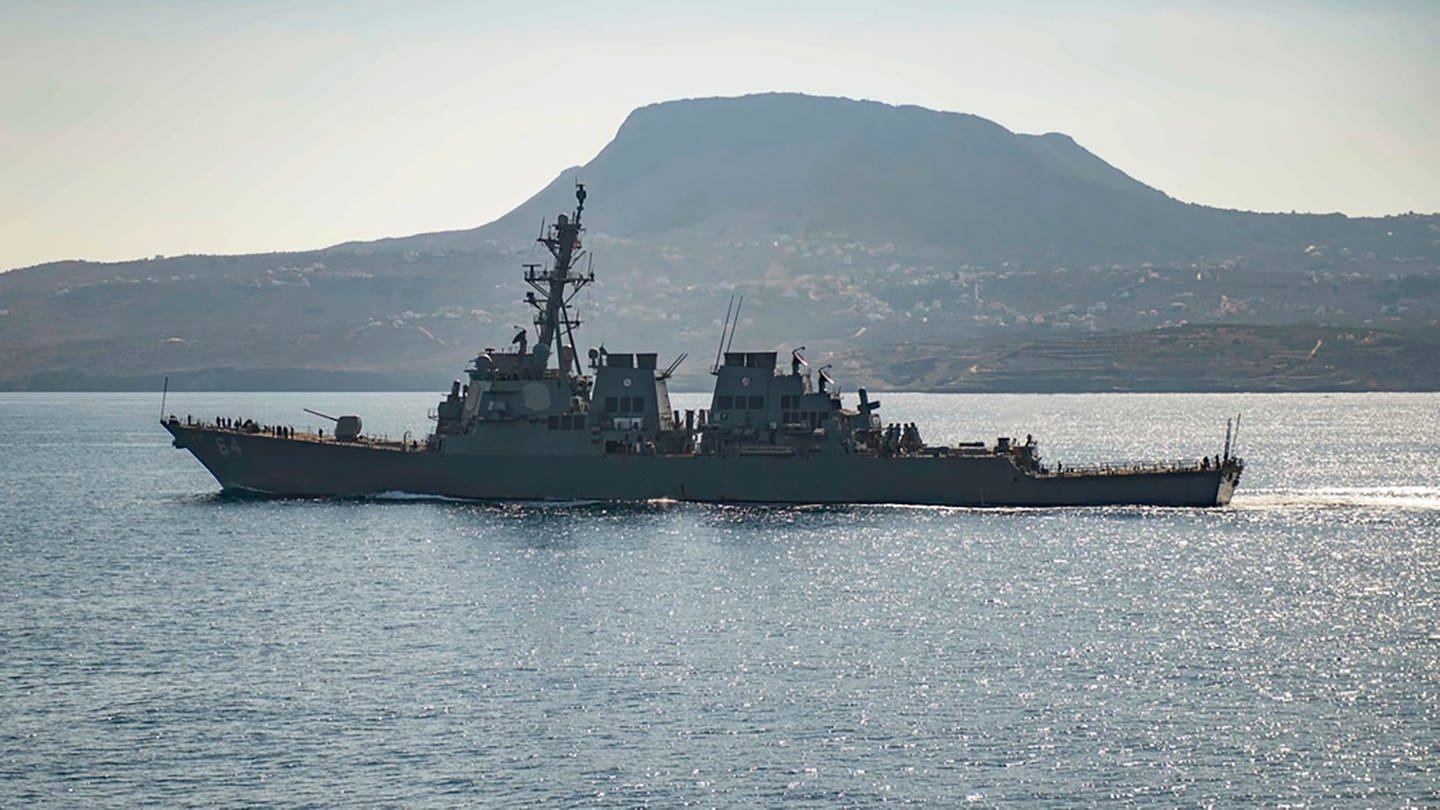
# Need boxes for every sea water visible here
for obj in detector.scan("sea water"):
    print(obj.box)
[1,392,1435,806]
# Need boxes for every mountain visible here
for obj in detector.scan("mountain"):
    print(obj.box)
[2,93,1438,391]
[409,93,1435,265]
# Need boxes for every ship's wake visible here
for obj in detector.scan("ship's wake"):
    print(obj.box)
[370,490,481,504]
[201,488,1440,513]
[1232,487,1440,511]
[369,491,616,507]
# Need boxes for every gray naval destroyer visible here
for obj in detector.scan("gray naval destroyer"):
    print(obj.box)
[164,186,1244,507]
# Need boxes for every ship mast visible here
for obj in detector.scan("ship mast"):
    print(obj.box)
[525,184,594,376]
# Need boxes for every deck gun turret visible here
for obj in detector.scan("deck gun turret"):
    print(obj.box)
[304,408,363,442]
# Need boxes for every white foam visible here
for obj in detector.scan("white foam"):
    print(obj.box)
[1232,487,1440,511]
[369,490,477,503]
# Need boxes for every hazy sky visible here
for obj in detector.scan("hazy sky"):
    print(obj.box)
[2,0,1437,270]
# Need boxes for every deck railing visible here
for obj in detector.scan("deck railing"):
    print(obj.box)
[1043,458,1224,477]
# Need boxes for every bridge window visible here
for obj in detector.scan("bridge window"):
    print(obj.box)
[716,395,734,410]
[604,396,618,413]
[551,414,586,429]
[748,395,764,410]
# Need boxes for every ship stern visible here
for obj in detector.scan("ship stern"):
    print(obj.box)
[1215,459,1244,506]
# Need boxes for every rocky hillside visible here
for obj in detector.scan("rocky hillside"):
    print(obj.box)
[2,93,1438,391]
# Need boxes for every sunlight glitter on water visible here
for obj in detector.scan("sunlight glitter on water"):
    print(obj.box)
[1,392,1437,806]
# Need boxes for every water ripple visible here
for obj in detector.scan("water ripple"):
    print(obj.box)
[1,392,1436,806]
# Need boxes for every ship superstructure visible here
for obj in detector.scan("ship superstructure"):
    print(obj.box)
[164,186,1244,507]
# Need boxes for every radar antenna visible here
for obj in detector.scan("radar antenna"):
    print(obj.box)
[524,182,595,377]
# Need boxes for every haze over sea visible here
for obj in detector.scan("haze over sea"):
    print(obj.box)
[2,391,1435,806]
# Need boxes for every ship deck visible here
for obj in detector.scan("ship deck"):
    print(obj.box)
[170,417,423,453]
[168,416,1232,482]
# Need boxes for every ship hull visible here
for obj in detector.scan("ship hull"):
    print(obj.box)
[167,423,1241,507]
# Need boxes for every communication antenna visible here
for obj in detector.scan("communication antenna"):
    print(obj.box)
[711,294,737,373]
[159,375,169,420]
[659,352,688,380]
[725,295,744,353]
